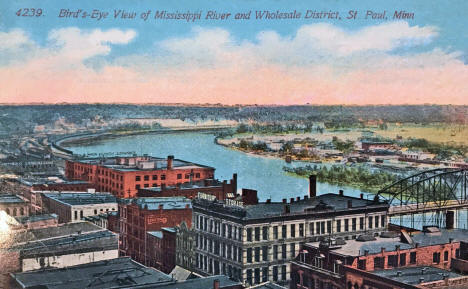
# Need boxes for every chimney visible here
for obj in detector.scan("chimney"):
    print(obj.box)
[213,279,220,289]
[167,155,174,170]
[296,196,300,202]
[309,175,317,198]
[232,173,238,194]
[304,195,309,200]
[266,199,271,204]
[282,198,287,204]
[347,200,352,208]
[242,189,258,205]
[360,193,364,199]
[381,247,385,253]
[339,190,344,196]
[290,198,295,203]
[284,205,290,214]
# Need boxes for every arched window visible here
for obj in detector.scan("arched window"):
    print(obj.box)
[13,208,17,216]
[5,208,10,215]
[20,208,24,216]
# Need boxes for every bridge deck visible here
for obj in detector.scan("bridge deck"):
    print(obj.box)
[389,200,468,216]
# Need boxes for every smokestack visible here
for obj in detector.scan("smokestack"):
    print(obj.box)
[167,155,174,170]
[232,173,238,194]
[266,199,271,203]
[282,198,287,204]
[360,193,364,199]
[309,175,317,198]
[339,190,344,196]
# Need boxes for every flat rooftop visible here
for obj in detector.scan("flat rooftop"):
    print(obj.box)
[142,179,226,192]
[1,222,103,248]
[0,194,26,204]
[195,193,388,221]
[43,193,117,206]
[74,156,214,172]
[11,257,172,289]
[15,213,58,224]
[306,228,468,257]
[128,197,192,210]
[372,266,461,285]
[135,275,242,289]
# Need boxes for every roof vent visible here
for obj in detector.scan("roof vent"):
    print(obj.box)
[356,234,376,242]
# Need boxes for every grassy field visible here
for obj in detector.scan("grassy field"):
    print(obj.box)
[376,123,468,145]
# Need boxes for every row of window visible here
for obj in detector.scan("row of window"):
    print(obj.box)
[4,207,26,216]
[197,235,242,262]
[196,253,242,281]
[244,215,386,242]
[246,243,296,263]
[196,215,243,241]
[134,173,202,182]
[246,265,288,285]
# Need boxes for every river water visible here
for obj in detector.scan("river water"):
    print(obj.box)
[65,132,371,201]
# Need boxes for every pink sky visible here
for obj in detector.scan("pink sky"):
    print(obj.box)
[1,24,467,105]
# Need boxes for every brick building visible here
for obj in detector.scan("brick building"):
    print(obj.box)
[192,176,389,287]
[137,174,237,201]
[0,194,29,217]
[290,227,468,289]
[146,228,178,273]
[119,196,192,265]
[42,192,117,223]
[65,155,215,198]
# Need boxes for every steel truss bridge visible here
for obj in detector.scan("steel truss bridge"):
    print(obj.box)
[376,168,468,228]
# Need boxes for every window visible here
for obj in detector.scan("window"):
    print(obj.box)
[161,174,166,180]
[299,224,304,237]
[360,217,364,230]
[358,259,366,270]
[247,228,252,242]
[177,174,182,179]
[444,251,449,261]
[368,217,373,229]
[327,221,332,233]
[282,244,287,259]
[144,184,149,188]
[310,223,314,235]
[388,255,398,267]
[74,210,77,220]
[290,243,295,258]
[246,269,252,285]
[262,246,268,261]
[344,219,349,232]
[273,245,278,260]
[336,220,341,233]
[135,184,140,189]
[254,268,260,285]
[374,257,384,269]
[273,266,278,281]
[410,252,417,264]
[152,175,158,180]
[80,210,83,219]
[262,226,268,240]
[255,247,260,262]
[273,226,278,239]
[282,225,287,238]
[195,173,200,178]
[352,218,357,231]
[433,252,440,264]
[144,175,149,181]
[247,248,252,263]
[381,215,386,227]
[255,227,260,241]
[400,253,406,266]
[290,224,296,238]
[281,265,287,281]
[375,216,379,228]
[135,176,141,181]
[94,209,97,214]
[262,267,268,282]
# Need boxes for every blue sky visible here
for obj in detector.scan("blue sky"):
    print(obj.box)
[0,0,467,104]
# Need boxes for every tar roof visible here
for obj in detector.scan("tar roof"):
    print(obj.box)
[76,156,214,171]
[43,193,117,206]
[15,213,58,223]
[133,197,192,210]
[243,193,386,220]
[306,228,468,257]
[136,275,242,289]
[11,257,172,289]
[0,194,26,204]
[372,266,461,285]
